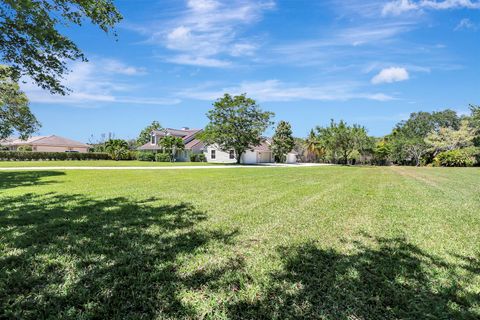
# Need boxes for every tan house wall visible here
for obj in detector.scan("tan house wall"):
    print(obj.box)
[34,145,89,153]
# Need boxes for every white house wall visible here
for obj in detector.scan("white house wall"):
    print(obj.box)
[286,153,298,164]
[204,145,236,163]
[241,150,258,164]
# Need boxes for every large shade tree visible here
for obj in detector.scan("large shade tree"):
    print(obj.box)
[0,65,39,139]
[425,120,475,156]
[388,109,461,165]
[0,0,122,95]
[316,120,369,165]
[200,94,274,164]
[271,120,295,163]
[470,104,480,146]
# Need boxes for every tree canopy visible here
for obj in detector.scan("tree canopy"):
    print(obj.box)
[0,0,122,95]
[387,110,461,165]
[137,121,162,146]
[271,120,295,163]
[425,120,475,156]
[315,120,369,164]
[200,94,274,164]
[0,65,39,139]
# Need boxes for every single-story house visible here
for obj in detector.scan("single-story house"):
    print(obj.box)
[0,135,90,153]
[204,139,297,164]
[138,127,297,164]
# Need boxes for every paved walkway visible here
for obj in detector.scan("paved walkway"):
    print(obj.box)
[0,163,331,171]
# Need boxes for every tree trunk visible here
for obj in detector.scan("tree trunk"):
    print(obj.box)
[343,152,349,165]
[236,150,242,164]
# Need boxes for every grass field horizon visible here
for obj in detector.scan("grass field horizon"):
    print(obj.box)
[0,160,224,167]
[1,166,479,319]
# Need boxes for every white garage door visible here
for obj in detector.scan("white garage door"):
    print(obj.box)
[258,152,272,163]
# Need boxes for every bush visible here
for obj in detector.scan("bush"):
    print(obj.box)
[189,153,206,162]
[137,152,155,161]
[197,153,206,162]
[0,151,111,161]
[155,153,171,162]
[17,145,33,152]
[433,149,475,167]
[122,151,137,161]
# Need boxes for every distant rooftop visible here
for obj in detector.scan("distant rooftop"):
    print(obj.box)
[0,135,89,148]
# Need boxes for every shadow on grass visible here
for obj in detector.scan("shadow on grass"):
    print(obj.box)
[0,192,239,319]
[228,235,479,319]
[1,191,478,319]
[0,171,65,190]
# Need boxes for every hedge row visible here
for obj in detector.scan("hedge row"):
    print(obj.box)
[0,151,111,161]
[136,152,174,162]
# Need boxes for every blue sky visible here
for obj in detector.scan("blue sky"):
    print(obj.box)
[24,0,480,142]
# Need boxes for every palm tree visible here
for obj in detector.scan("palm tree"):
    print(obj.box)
[105,139,129,161]
[305,129,325,162]
[159,136,184,162]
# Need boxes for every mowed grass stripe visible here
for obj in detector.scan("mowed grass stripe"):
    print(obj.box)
[1,167,479,319]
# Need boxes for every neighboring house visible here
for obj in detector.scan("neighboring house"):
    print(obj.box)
[137,127,204,161]
[204,138,298,164]
[0,135,90,153]
[138,127,298,164]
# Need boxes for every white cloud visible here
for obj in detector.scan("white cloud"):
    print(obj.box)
[382,0,480,16]
[382,0,419,16]
[455,18,478,30]
[102,59,147,75]
[22,60,180,106]
[230,43,258,57]
[178,79,394,102]
[166,55,231,67]
[371,67,409,84]
[187,0,220,11]
[137,0,274,67]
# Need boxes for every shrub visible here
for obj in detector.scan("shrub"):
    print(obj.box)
[137,152,155,161]
[122,151,137,161]
[17,145,33,152]
[189,153,206,162]
[433,149,475,167]
[155,153,170,162]
[0,151,110,161]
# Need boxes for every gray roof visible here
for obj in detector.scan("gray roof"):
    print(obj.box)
[0,135,89,148]
[138,127,203,151]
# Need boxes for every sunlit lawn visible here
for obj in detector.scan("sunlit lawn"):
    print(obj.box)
[0,160,221,167]
[1,166,479,319]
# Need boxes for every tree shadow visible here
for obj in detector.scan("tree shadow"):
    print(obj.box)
[0,192,239,319]
[229,235,479,319]
[0,171,65,190]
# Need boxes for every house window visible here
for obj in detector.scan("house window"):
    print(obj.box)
[211,150,216,159]
[229,150,235,159]
[151,135,156,144]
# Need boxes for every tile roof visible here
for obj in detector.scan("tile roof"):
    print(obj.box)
[152,128,202,139]
[138,127,203,151]
[251,140,272,152]
[184,139,204,149]
[1,135,89,148]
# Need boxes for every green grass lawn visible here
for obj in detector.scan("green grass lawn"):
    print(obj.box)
[1,166,479,319]
[0,160,221,167]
